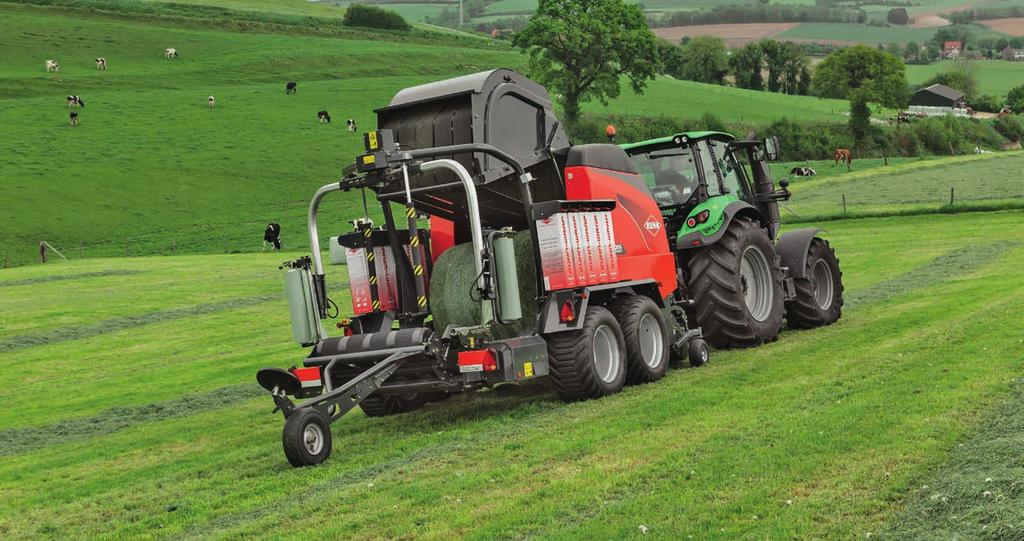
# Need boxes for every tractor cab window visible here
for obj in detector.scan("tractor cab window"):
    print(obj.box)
[709,140,754,199]
[631,147,699,208]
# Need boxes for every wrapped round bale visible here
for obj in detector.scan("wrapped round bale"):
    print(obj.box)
[429,230,538,338]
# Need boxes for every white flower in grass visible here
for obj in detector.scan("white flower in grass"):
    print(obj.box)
[985,477,993,483]
[983,491,993,498]
[638,525,650,534]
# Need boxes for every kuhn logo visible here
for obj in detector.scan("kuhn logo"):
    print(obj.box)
[644,216,662,236]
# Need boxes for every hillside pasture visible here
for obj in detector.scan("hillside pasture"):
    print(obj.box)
[779,153,1024,220]
[906,59,1024,98]
[1,210,1023,538]
[778,21,1005,45]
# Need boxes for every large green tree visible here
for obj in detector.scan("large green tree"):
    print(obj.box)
[1008,85,1024,114]
[729,42,764,91]
[811,45,908,108]
[679,36,728,84]
[512,0,659,124]
[922,59,978,99]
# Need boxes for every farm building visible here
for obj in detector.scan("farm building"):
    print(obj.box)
[1002,47,1024,61]
[943,41,962,59]
[910,84,966,108]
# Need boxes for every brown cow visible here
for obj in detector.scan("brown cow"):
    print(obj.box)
[834,148,852,171]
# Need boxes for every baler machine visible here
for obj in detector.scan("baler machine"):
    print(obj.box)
[257,70,707,467]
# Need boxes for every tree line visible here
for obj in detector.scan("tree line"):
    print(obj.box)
[649,4,865,28]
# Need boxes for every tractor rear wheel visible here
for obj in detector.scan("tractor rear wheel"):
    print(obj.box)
[785,238,844,328]
[611,295,670,384]
[547,305,627,401]
[687,218,785,348]
[282,408,332,467]
[359,393,427,417]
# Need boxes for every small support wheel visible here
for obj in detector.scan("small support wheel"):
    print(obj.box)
[688,338,710,367]
[282,408,333,468]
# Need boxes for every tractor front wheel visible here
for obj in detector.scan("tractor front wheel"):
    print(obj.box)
[785,238,844,328]
[547,306,627,401]
[282,408,333,468]
[687,218,785,348]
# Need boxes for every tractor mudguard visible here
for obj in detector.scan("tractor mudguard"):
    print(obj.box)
[538,280,663,334]
[775,228,823,279]
[675,198,762,251]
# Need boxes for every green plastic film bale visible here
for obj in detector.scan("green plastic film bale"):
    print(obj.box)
[430,230,537,338]
[493,235,522,321]
[284,268,320,346]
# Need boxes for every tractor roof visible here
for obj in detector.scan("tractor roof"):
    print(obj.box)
[619,131,734,152]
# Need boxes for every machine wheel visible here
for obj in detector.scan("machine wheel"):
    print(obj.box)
[687,338,710,367]
[359,393,427,417]
[282,408,332,468]
[785,238,844,328]
[687,218,785,348]
[547,305,627,402]
[611,295,670,384]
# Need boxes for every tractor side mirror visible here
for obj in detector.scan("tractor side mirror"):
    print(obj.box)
[779,178,789,189]
[763,136,780,161]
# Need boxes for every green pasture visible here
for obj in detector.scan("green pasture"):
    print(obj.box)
[1,210,1022,538]
[779,21,1006,45]
[779,152,1024,220]
[907,60,1024,99]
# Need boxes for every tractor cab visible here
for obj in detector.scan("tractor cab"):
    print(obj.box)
[622,132,788,241]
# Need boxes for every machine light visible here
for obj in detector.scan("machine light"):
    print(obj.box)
[559,300,576,323]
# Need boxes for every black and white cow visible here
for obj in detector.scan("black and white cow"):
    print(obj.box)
[208,95,216,109]
[165,48,178,59]
[346,118,357,133]
[46,59,60,72]
[263,223,282,251]
[789,166,816,177]
[317,110,331,124]
[66,95,85,108]
[286,81,297,94]
[69,111,79,127]
[95,57,107,70]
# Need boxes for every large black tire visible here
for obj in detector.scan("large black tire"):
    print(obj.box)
[359,393,427,417]
[282,408,333,468]
[547,306,627,401]
[687,218,785,348]
[785,238,844,328]
[611,295,670,384]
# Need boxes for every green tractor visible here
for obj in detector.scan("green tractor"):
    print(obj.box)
[621,132,844,348]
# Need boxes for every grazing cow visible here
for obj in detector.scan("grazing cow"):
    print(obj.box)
[263,223,282,251]
[833,148,853,171]
[346,118,357,133]
[95,57,107,70]
[286,82,297,94]
[46,59,59,72]
[69,111,79,127]
[317,110,331,124]
[66,95,85,108]
[789,166,816,177]
[165,48,178,59]
[208,96,216,109]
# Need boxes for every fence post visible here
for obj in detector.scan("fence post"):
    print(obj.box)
[79,242,83,259]
[3,251,8,268]
[842,194,848,217]
[950,187,955,206]
[224,239,228,253]
[172,239,176,253]
[125,239,129,257]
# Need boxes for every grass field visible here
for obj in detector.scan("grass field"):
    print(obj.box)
[779,153,1024,220]
[1,209,1023,538]
[907,60,1024,98]
[778,21,1005,45]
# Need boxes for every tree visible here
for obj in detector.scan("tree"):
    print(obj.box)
[903,41,919,62]
[848,88,873,147]
[923,43,941,62]
[679,36,728,84]
[657,39,685,79]
[513,0,659,124]
[1008,85,1024,114]
[760,39,788,93]
[887,7,909,25]
[932,26,974,49]
[343,4,410,30]
[729,42,764,91]
[921,59,978,100]
[811,45,908,108]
